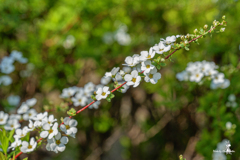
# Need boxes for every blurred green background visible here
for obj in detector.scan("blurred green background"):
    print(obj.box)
[1,0,240,159]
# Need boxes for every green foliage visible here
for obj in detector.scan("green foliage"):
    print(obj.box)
[67,108,76,116]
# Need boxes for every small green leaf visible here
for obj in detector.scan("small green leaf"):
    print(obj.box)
[160,63,166,66]
[185,46,189,51]
[91,95,97,101]
[23,157,28,160]
[0,152,6,160]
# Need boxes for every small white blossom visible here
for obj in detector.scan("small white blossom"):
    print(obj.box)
[88,100,100,109]
[28,120,35,131]
[101,76,112,85]
[84,82,95,93]
[20,137,37,153]
[228,94,236,102]
[140,47,155,61]
[26,98,37,107]
[123,56,139,67]
[176,71,189,81]
[7,95,21,106]
[153,41,171,54]
[17,103,29,114]
[226,122,232,130]
[212,73,225,84]
[9,114,21,120]
[23,109,37,120]
[14,126,29,138]
[42,115,57,127]
[189,72,204,82]
[0,111,9,125]
[122,67,131,73]
[71,92,88,107]
[9,137,22,150]
[4,119,21,130]
[0,75,12,86]
[96,86,111,100]
[60,117,78,138]
[105,67,120,78]
[10,50,28,63]
[32,112,48,127]
[124,70,141,87]
[60,88,76,98]
[40,122,59,139]
[144,68,161,84]
[48,132,69,153]
[141,60,155,73]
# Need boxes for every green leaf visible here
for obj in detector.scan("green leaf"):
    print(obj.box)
[8,129,15,141]
[160,63,166,66]
[0,152,6,160]
[91,95,97,101]
[23,157,28,160]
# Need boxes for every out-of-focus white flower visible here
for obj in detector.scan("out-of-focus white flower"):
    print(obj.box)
[17,103,29,114]
[9,114,21,120]
[228,94,236,102]
[48,132,69,153]
[153,41,171,54]
[84,82,95,93]
[0,75,12,86]
[14,126,29,138]
[26,98,37,107]
[118,82,129,93]
[71,93,88,107]
[28,120,35,131]
[4,119,21,130]
[32,112,48,127]
[144,68,161,84]
[176,71,189,81]
[23,109,37,120]
[101,76,112,85]
[105,67,120,78]
[60,117,78,138]
[60,88,76,98]
[10,50,28,63]
[212,73,225,84]
[7,95,21,106]
[140,47,155,61]
[42,115,57,127]
[9,137,22,150]
[123,56,139,67]
[40,122,59,139]
[63,35,75,49]
[212,152,226,160]
[122,67,131,73]
[124,70,141,87]
[141,60,155,74]
[88,99,100,109]
[161,35,176,46]
[0,111,9,125]
[189,72,204,82]
[102,32,114,44]
[20,137,37,153]
[96,86,111,101]
[226,122,232,130]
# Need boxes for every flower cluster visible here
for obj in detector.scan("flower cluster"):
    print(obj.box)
[226,94,238,108]
[176,60,230,89]
[0,50,28,86]
[212,139,229,160]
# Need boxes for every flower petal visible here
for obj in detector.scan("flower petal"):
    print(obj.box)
[40,131,49,138]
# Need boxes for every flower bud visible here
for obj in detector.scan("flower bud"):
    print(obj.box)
[222,15,225,20]
[186,34,190,39]
[220,28,225,32]
[180,35,185,40]
[194,29,198,34]
[184,40,189,44]
[204,24,208,30]
[161,58,165,62]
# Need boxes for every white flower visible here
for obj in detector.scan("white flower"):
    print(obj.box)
[211,79,230,90]
[28,120,35,131]
[105,67,120,78]
[20,137,37,153]
[40,122,59,139]
[124,70,141,87]
[7,95,20,106]
[88,100,100,109]
[228,94,236,102]
[71,93,88,107]
[189,72,204,82]
[26,98,37,107]
[14,126,29,138]
[9,137,22,150]
[141,60,155,74]
[123,56,139,67]
[101,76,111,85]
[0,57,15,74]
[96,86,111,100]
[42,115,57,127]
[10,50,28,63]
[0,75,12,86]
[114,72,123,81]
[212,73,225,84]
[32,112,48,127]
[144,68,161,84]
[9,114,21,120]
[0,111,9,125]
[212,152,226,160]
[17,103,29,114]
[84,82,95,93]
[60,88,76,98]
[4,119,21,130]
[122,67,131,73]
[23,109,37,120]
[60,117,78,138]
[161,35,176,46]
[153,41,171,54]
[226,122,232,130]
[47,132,69,153]
[176,71,189,81]
[140,47,155,61]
